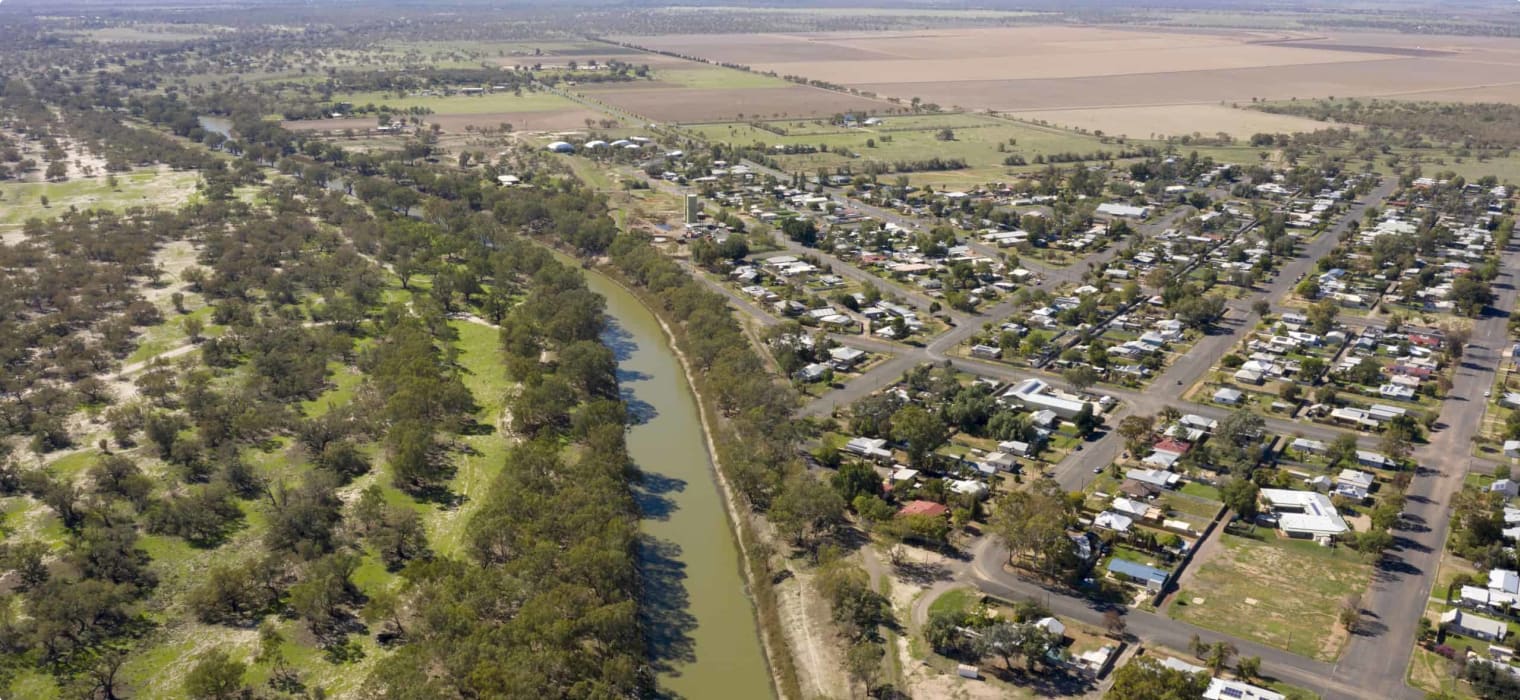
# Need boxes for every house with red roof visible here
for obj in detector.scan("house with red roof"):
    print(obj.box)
[897,500,950,518]
[1152,438,1192,456]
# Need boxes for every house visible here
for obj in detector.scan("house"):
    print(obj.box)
[1033,617,1065,638]
[1204,678,1286,700]
[1142,451,1181,469]
[1095,203,1150,219]
[1507,440,1520,459]
[1491,569,1520,596]
[1335,469,1375,500]
[828,346,866,371]
[1106,558,1169,592]
[1493,479,1520,499]
[1442,608,1509,641]
[1233,368,1264,385]
[1379,383,1416,401]
[1213,387,1244,405]
[1356,450,1394,470]
[898,500,950,518]
[999,440,1035,457]
[1180,414,1218,433]
[1031,409,1060,428]
[1094,511,1133,532]
[950,479,988,498]
[843,437,893,462]
[1126,468,1181,490]
[979,451,1019,473]
[1119,479,1162,500]
[1153,438,1191,457]
[1112,497,1160,521]
[795,362,830,383]
[1000,378,1097,419]
[1290,437,1328,455]
[1260,489,1348,544]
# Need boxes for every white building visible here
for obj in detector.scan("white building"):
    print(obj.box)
[1000,378,1098,419]
[1260,489,1348,544]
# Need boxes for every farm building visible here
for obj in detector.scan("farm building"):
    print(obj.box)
[546,141,574,153]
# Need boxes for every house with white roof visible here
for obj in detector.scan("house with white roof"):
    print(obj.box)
[1000,378,1098,419]
[843,437,893,462]
[1260,489,1349,544]
[1335,469,1375,500]
[1094,511,1133,532]
[1442,608,1509,641]
[1126,468,1182,490]
[1204,678,1285,700]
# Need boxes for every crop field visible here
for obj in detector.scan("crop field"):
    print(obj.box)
[614,26,1520,137]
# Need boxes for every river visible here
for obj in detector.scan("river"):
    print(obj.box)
[577,267,774,699]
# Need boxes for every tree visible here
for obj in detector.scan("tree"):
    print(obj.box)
[977,622,1025,671]
[771,472,846,551]
[184,648,247,700]
[183,315,205,342]
[891,405,947,466]
[1107,657,1209,699]
[1235,656,1262,682]
[1326,432,1359,467]
[990,479,1080,581]
[1450,275,1495,317]
[832,461,882,504]
[845,640,884,696]
[1203,641,1237,676]
[1074,403,1099,438]
[1306,298,1339,335]
[1339,594,1362,633]
[1117,415,1156,454]
[1064,365,1100,392]
[1219,478,1260,522]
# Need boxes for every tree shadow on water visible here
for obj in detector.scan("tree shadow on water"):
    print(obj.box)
[638,535,698,684]
[635,471,686,522]
[602,321,640,362]
[621,390,659,426]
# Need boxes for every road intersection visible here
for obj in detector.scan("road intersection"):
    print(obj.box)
[686,173,1508,698]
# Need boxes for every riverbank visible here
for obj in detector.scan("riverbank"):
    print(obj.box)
[582,260,804,699]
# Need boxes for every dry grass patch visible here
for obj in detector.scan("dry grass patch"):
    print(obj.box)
[1169,531,1372,661]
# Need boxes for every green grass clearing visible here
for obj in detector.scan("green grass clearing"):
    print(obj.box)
[0,168,201,228]
[330,90,577,115]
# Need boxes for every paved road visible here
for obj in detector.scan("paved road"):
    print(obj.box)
[1331,238,1520,697]
[691,167,1464,695]
[965,538,1378,700]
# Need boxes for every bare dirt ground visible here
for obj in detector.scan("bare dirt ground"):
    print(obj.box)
[616,26,1385,83]
[774,567,851,699]
[580,85,886,121]
[615,26,1520,115]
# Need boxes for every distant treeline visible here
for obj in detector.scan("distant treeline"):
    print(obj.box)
[1256,99,1520,151]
